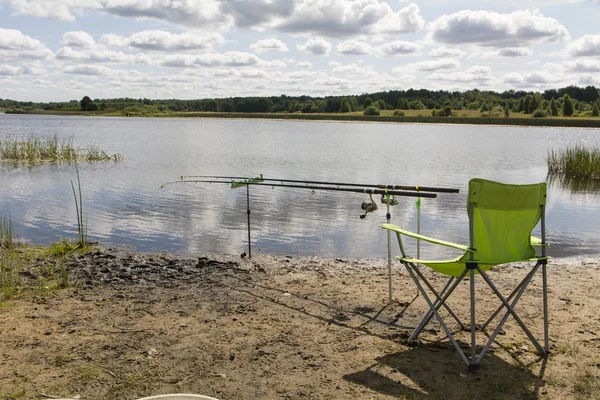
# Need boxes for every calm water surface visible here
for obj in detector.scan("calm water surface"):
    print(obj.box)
[1,114,599,260]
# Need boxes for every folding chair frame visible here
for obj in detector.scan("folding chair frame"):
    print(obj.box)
[395,202,549,368]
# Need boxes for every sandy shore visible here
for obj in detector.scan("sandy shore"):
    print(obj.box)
[1,250,599,399]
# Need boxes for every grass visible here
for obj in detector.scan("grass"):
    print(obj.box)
[548,145,600,179]
[0,134,123,163]
[1,214,14,249]
[0,241,93,301]
[71,163,87,247]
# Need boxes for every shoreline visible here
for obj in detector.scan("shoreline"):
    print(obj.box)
[5,109,600,129]
[1,245,599,399]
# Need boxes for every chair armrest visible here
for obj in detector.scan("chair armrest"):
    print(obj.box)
[380,224,472,252]
[531,236,549,246]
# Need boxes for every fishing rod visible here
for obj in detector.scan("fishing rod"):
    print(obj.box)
[179,174,459,194]
[163,179,437,199]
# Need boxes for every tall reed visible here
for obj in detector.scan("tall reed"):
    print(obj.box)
[71,164,87,246]
[0,134,122,163]
[548,145,600,179]
[0,214,14,249]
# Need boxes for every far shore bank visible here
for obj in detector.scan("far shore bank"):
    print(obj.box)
[5,109,600,129]
[1,243,600,399]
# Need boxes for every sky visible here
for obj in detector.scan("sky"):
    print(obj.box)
[1,0,600,102]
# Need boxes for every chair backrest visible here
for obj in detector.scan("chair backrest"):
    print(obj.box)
[465,178,547,264]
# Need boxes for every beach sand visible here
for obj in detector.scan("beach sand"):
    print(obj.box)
[0,250,599,399]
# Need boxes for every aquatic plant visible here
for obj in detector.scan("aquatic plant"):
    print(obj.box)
[71,163,87,247]
[0,134,123,163]
[0,214,14,249]
[547,145,600,180]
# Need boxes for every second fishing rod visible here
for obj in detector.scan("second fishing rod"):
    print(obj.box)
[179,174,459,194]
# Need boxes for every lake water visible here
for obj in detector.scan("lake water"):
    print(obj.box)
[1,113,599,260]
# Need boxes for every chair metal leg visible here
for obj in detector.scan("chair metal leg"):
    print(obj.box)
[542,262,549,352]
[412,267,466,330]
[470,268,477,366]
[408,267,468,340]
[475,265,546,364]
[405,265,471,367]
[481,267,537,330]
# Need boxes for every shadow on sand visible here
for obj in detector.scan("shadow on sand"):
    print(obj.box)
[344,342,547,399]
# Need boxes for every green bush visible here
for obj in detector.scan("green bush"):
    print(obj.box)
[363,106,380,116]
[392,109,405,116]
[532,109,548,118]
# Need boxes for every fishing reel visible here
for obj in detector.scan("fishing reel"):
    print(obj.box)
[360,194,379,219]
[381,194,399,206]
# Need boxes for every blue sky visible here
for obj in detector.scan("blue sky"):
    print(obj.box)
[1,0,600,102]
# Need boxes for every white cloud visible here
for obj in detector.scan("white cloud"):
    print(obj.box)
[279,1,424,38]
[219,0,294,28]
[63,65,114,76]
[377,41,419,57]
[429,66,494,84]
[0,28,53,60]
[331,63,372,75]
[501,71,562,86]
[497,47,532,57]
[56,47,145,64]
[6,0,229,30]
[160,51,261,68]
[427,9,569,47]
[566,35,600,57]
[297,37,332,55]
[99,30,222,52]
[296,61,312,68]
[428,47,466,58]
[564,58,600,72]
[0,64,24,75]
[0,27,47,50]
[61,31,95,48]
[249,38,289,53]
[402,58,460,72]
[336,40,371,55]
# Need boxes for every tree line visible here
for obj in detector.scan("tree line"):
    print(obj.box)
[2,85,599,117]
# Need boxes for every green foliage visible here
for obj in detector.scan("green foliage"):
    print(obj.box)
[592,103,599,117]
[339,98,352,113]
[409,100,425,110]
[363,106,380,116]
[548,145,600,179]
[1,214,14,249]
[85,101,99,111]
[79,96,93,111]
[563,94,575,116]
[362,97,374,108]
[550,98,559,116]
[0,134,123,163]
[397,98,410,110]
[376,99,386,110]
[432,106,453,116]
[504,106,510,118]
[532,109,548,118]
[392,109,405,116]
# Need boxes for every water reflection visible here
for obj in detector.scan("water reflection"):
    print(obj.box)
[547,172,600,196]
[1,114,600,259]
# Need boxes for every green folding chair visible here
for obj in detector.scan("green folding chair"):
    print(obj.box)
[381,178,550,368]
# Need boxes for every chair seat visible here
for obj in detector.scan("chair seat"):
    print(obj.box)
[398,256,550,277]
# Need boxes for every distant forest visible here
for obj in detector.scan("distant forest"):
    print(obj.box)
[2,85,600,117]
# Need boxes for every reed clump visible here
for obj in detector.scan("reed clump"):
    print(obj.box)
[0,214,14,249]
[547,145,600,180]
[0,134,123,163]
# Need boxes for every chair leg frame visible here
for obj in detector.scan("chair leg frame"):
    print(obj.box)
[404,263,472,367]
[408,266,468,340]
[410,269,466,332]
[405,261,549,367]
